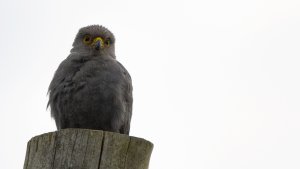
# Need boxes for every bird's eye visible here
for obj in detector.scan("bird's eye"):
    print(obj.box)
[105,39,111,47]
[83,35,92,44]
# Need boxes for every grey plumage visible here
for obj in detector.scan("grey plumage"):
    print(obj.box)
[48,25,133,135]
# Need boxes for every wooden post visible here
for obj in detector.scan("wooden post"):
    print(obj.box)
[23,129,153,169]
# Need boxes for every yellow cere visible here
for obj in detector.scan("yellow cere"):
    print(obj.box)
[92,37,105,48]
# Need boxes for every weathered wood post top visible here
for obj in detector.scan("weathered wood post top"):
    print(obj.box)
[23,129,153,169]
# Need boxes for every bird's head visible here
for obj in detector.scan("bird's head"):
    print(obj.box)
[71,25,116,58]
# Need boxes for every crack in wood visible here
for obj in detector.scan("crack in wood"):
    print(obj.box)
[123,137,131,169]
[51,133,58,169]
[97,132,105,169]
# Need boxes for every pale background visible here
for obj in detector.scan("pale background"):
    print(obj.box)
[1,0,300,169]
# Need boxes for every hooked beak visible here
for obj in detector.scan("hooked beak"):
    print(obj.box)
[92,37,104,51]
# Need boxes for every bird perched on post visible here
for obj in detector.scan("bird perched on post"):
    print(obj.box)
[47,25,133,135]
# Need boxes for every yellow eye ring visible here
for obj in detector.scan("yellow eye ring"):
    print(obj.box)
[83,35,92,44]
[105,39,111,47]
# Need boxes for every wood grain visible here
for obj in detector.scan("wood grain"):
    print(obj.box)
[23,129,153,169]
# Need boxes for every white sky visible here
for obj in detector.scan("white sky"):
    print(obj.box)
[1,0,300,168]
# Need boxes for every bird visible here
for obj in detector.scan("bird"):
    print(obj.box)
[47,25,133,135]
